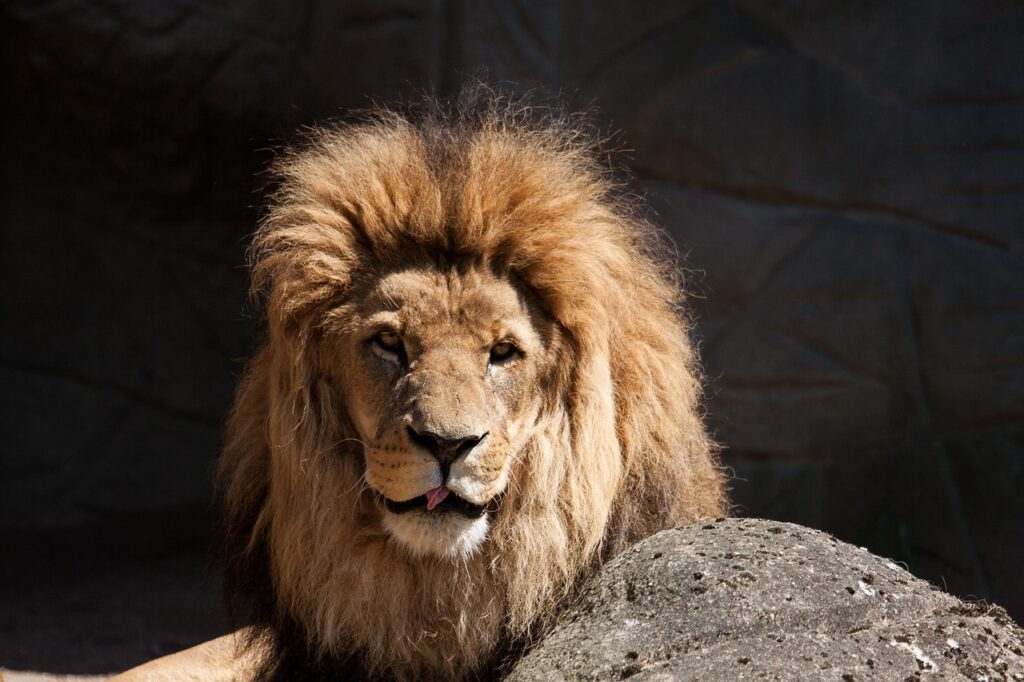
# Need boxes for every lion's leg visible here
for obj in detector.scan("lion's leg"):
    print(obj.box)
[109,630,257,682]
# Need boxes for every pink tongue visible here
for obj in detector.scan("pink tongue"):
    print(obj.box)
[425,486,450,511]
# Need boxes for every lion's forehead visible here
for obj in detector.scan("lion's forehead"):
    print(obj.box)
[363,267,537,346]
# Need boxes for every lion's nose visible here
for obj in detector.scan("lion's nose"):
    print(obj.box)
[406,426,486,470]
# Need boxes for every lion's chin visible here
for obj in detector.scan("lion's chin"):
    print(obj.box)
[381,508,490,560]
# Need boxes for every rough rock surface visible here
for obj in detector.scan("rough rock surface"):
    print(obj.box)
[508,519,1024,681]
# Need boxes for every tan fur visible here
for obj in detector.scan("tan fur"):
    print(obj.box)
[111,631,259,681]
[135,97,727,681]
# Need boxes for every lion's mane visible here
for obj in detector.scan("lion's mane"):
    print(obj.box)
[218,95,728,681]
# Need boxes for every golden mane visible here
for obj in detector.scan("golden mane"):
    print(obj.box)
[218,94,728,680]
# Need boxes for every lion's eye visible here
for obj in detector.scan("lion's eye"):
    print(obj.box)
[489,341,520,364]
[372,331,405,362]
[376,331,401,349]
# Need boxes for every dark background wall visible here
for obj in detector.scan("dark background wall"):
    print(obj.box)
[2,0,1022,675]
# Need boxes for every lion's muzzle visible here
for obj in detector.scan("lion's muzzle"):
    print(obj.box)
[405,425,488,478]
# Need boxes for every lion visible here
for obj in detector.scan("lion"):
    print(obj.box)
[113,95,728,681]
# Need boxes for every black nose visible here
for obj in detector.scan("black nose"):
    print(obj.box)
[406,426,486,468]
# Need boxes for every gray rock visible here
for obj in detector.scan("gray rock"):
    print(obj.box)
[508,518,1024,681]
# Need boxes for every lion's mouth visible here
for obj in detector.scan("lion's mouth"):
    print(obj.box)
[382,487,498,519]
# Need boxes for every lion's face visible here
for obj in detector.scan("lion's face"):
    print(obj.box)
[325,265,557,559]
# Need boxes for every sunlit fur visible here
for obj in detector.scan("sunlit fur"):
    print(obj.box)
[218,94,729,681]
[381,510,490,560]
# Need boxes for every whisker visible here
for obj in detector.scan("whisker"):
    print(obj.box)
[336,472,369,499]
[331,436,371,450]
